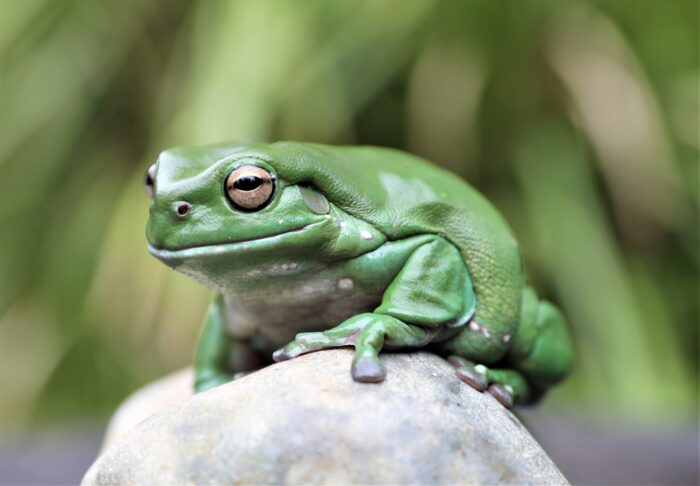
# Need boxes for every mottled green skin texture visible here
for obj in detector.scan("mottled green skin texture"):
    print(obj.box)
[146,142,573,405]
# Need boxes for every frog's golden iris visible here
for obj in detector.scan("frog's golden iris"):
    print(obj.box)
[225,165,275,211]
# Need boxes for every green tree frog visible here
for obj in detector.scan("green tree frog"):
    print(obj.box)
[145,142,573,407]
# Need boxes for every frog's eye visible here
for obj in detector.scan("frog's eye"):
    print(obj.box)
[144,163,156,199]
[225,165,275,211]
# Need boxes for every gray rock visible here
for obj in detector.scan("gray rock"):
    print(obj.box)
[83,350,567,485]
[100,367,193,451]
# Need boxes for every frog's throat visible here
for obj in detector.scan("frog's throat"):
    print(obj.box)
[147,220,324,261]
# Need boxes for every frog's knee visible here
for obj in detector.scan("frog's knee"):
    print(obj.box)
[511,300,574,389]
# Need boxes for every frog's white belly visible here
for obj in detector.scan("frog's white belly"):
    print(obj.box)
[222,274,385,351]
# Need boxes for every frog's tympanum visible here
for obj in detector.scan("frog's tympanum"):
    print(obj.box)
[146,142,573,407]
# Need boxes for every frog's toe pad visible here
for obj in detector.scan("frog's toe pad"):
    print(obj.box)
[352,357,386,383]
[455,366,488,391]
[487,384,514,409]
[272,345,297,362]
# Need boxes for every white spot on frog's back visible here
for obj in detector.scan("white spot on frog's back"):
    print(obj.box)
[360,230,373,240]
[502,333,512,344]
[337,278,354,290]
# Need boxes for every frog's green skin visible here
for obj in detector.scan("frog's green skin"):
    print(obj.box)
[146,142,573,407]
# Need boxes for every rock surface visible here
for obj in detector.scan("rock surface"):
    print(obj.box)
[83,350,567,485]
[100,367,194,451]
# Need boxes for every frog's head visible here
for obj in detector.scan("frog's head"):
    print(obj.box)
[144,143,378,290]
[145,144,337,261]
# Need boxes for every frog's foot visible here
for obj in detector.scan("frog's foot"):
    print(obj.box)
[273,313,435,383]
[272,317,368,362]
[194,371,234,393]
[448,356,529,408]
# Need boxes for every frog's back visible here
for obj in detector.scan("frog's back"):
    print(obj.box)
[251,142,525,354]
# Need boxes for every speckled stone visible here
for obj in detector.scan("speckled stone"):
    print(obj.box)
[83,350,567,485]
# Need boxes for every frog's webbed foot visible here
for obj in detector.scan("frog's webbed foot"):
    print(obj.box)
[273,313,434,383]
[448,355,529,409]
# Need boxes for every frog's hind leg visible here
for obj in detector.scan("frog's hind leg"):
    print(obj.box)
[448,287,574,408]
[507,288,574,400]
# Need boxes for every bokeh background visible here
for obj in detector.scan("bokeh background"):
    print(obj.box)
[1,0,697,484]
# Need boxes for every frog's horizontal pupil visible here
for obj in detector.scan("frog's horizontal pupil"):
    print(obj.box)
[234,176,263,191]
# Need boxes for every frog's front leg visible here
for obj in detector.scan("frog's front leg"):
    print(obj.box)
[273,236,475,383]
[194,294,263,392]
[274,313,437,382]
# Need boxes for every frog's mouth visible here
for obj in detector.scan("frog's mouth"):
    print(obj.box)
[148,221,322,264]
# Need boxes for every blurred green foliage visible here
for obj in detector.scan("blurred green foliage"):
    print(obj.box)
[1,0,697,428]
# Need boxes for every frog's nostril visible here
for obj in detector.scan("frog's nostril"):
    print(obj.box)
[175,202,192,218]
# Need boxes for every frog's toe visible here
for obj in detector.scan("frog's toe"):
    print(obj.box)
[487,384,514,409]
[455,365,488,391]
[453,363,529,408]
[352,356,386,383]
[272,342,303,362]
[447,355,475,369]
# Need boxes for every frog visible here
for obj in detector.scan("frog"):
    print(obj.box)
[145,142,574,408]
